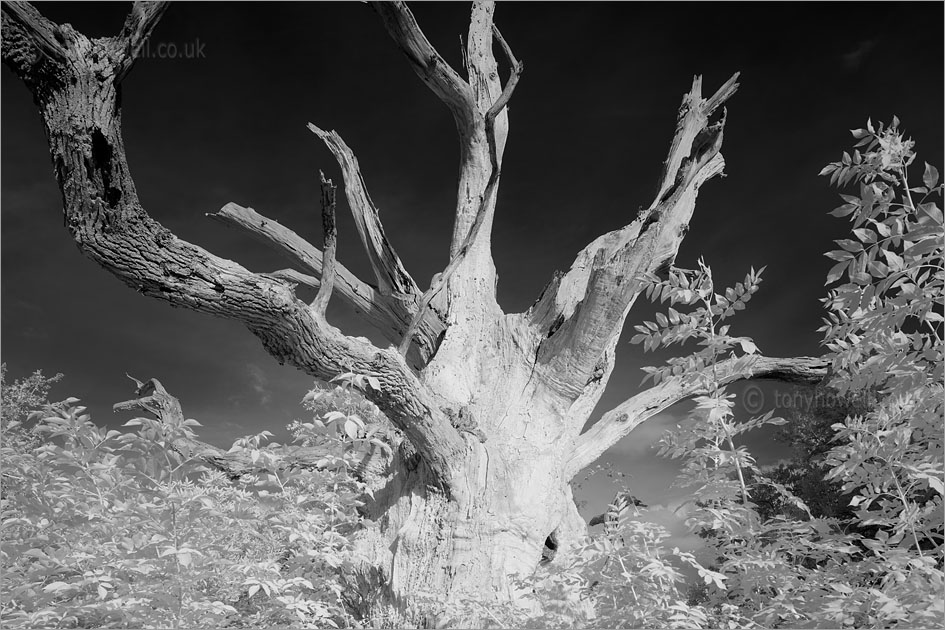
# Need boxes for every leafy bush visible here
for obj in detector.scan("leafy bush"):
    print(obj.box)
[1,374,375,629]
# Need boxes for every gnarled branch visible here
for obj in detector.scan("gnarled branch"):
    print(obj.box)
[565,355,830,479]
[2,1,466,487]
[207,202,445,364]
[528,74,740,400]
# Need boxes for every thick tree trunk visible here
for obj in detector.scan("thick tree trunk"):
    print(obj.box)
[3,2,832,626]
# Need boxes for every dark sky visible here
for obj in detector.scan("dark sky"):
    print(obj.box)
[2,2,943,533]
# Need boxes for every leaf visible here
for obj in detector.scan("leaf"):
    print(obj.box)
[738,339,758,355]
[923,163,939,189]
[928,476,944,496]
[836,239,863,253]
[43,581,71,593]
[826,261,848,285]
[347,414,365,429]
[919,202,943,223]
[881,249,904,270]
[344,419,359,440]
[852,228,877,244]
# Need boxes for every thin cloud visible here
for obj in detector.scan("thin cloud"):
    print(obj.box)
[245,363,272,406]
[842,38,878,71]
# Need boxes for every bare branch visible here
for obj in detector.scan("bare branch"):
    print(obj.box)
[113,1,169,82]
[312,172,338,315]
[307,124,419,298]
[527,75,739,399]
[372,1,475,124]
[398,25,523,358]
[487,25,522,120]
[655,73,740,203]
[565,355,830,479]
[208,202,446,363]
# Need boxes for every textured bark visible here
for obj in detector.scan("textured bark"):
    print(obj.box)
[3,0,832,623]
[0,0,465,488]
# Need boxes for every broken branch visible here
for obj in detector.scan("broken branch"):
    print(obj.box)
[312,171,338,315]
[307,124,419,298]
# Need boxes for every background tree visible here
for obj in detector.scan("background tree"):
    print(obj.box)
[1,1,835,621]
[747,384,870,523]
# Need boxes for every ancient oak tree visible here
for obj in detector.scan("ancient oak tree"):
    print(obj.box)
[2,0,830,620]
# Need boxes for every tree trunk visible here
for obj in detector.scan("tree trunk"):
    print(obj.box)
[2,2,831,626]
[350,316,591,624]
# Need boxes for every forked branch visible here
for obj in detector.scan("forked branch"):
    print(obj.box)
[528,74,740,399]
[397,25,524,357]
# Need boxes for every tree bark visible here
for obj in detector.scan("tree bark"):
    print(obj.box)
[3,1,831,624]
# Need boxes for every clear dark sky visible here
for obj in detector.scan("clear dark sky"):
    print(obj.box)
[2,3,943,531]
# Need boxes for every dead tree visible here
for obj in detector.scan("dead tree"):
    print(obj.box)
[2,1,829,621]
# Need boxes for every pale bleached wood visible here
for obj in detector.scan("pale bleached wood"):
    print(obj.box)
[308,124,420,299]
[565,355,830,479]
[207,202,445,364]
[527,75,739,402]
